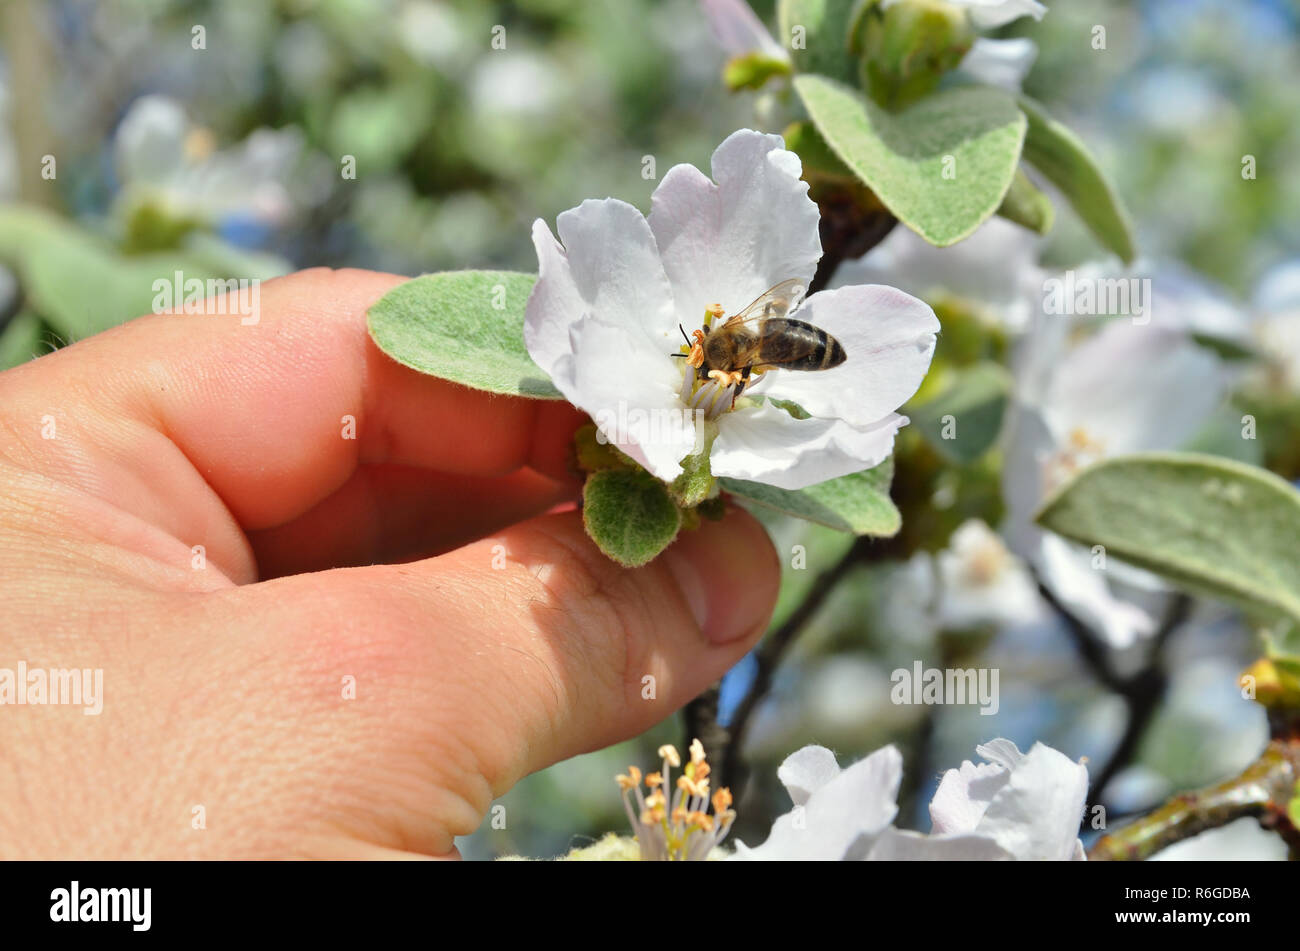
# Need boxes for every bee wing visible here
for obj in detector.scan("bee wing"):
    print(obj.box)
[723,278,808,327]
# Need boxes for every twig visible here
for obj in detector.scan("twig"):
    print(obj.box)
[1034,573,1192,808]
[1090,593,1192,804]
[717,534,902,793]
[1089,739,1300,860]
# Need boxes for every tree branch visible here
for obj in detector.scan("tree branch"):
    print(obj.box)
[1089,739,1300,860]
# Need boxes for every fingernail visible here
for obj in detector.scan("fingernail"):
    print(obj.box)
[662,507,779,644]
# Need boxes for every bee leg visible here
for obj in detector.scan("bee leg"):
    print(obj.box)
[731,366,753,409]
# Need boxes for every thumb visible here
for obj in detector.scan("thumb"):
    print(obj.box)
[244,503,778,855]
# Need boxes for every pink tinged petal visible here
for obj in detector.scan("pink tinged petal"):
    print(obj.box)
[700,0,788,60]
[973,742,1090,861]
[731,745,903,861]
[929,760,1009,834]
[776,745,842,806]
[764,284,939,429]
[866,827,1014,861]
[554,197,679,352]
[648,129,821,333]
[711,404,906,490]
[552,315,699,482]
[524,218,589,377]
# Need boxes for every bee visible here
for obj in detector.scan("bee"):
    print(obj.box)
[672,278,846,408]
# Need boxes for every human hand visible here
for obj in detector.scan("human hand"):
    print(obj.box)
[0,268,778,859]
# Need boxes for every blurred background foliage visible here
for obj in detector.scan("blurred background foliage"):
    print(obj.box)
[0,0,1296,860]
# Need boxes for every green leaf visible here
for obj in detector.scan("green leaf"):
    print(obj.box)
[908,361,1011,463]
[1018,96,1136,265]
[721,457,900,536]
[0,206,253,341]
[996,168,1055,235]
[794,76,1025,246]
[583,468,683,567]
[0,310,44,369]
[1035,453,1300,626]
[367,270,562,399]
[783,119,857,184]
[779,0,859,83]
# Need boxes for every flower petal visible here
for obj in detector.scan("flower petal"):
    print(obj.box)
[1043,323,1229,456]
[867,827,1014,861]
[954,0,1047,30]
[555,197,678,347]
[731,745,903,860]
[929,759,1009,834]
[776,745,842,806]
[711,404,905,490]
[524,218,589,377]
[701,0,788,60]
[959,37,1038,90]
[550,314,700,482]
[1037,534,1156,650]
[649,129,821,333]
[974,741,1089,861]
[764,284,939,428]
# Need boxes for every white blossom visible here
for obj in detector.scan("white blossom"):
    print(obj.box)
[525,130,938,490]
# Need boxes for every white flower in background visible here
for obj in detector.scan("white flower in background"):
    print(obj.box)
[525,130,939,490]
[934,519,1044,629]
[1251,259,1300,395]
[700,0,788,62]
[114,95,307,227]
[929,738,1089,860]
[468,51,565,120]
[730,745,903,859]
[939,0,1047,30]
[836,216,1046,332]
[1145,260,1252,344]
[959,36,1039,90]
[1003,320,1230,648]
[732,738,1085,860]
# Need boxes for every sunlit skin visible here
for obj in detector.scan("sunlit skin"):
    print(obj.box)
[0,268,779,859]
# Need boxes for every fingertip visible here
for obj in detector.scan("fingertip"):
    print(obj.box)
[661,504,779,645]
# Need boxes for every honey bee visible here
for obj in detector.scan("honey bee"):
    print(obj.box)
[673,279,846,408]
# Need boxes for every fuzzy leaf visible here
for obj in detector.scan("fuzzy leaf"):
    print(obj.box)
[0,310,44,369]
[794,76,1025,246]
[1019,96,1136,264]
[367,270,562,399]
[583,468,683,567]
[0,206,229,340]
[779,0,860,83]
[909,361,1012,464]
[721,457,899,536]
[1036,453,1300,625]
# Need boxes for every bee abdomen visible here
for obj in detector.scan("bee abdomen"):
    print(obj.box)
[760,318,846,371]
